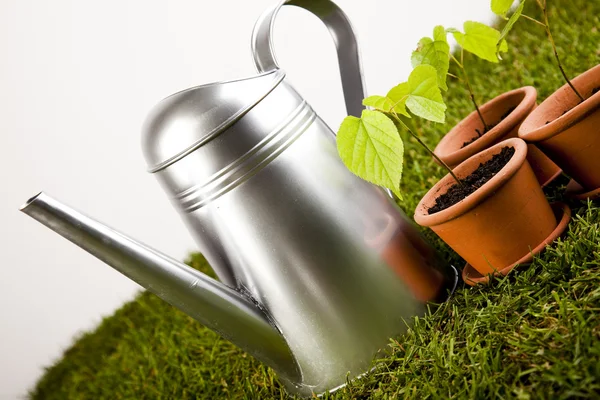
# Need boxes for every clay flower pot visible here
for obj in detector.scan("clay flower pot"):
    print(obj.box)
[434,86,561,187]
[519,64,600,194]
[414,138,569,281]
[565,179,600,201]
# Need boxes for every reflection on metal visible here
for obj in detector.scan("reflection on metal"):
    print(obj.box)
[20,0,456,396]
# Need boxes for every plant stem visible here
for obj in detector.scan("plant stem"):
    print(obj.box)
[538,1,585,102]
[535,0,545,10]
[388,95,409,113]
[389,113,463,186]
[462,67,488,136]
[452,51,489,134]
[521,14,545,27]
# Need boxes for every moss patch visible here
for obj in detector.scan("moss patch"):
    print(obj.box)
[30,0,600,398]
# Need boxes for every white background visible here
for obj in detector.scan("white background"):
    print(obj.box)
[0,1,493,398]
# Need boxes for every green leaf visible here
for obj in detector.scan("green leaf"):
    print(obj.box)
[385,111,417,135]
[363,92,410,117]
[405,65,447,123]
[499,39,508,52]
[491,0,514,17]
[452,21,506,63]
[363,95,395,112]
[367,65,446,123]
[336,110,404,198]
[433,25,447,42]
[411,25,450,91]
[385,83,411,117]
[498,0,525,49]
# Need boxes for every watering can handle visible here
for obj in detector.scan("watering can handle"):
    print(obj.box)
[251,0,366,118]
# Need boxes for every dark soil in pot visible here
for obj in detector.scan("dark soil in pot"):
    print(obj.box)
[428,146,515,214]
[433,86,561,188]
[461,108,517,148]
[415,138,557,276]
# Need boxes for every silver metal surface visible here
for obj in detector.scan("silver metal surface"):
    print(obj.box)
[143,69,286,172]
[252,0,366,117]
[20,0,455,397]
[20,193,301,384]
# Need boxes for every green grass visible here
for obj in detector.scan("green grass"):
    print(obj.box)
[30,0,600,398]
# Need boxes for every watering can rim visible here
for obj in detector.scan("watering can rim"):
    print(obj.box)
[143,69,286,173]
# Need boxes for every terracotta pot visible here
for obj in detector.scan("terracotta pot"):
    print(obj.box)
[518,64,600,191]
[434,86,561,187]
[565,179,600,200]
[414,138,556,276]
[462,202,571,286]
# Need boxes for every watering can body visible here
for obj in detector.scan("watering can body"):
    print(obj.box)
[21,0,457,396]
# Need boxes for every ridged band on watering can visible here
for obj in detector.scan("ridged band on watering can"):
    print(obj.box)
[21,0,457,397]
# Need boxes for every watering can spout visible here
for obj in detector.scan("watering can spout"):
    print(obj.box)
[19,192,301,384]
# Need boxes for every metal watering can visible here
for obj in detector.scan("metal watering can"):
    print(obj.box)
[20,0,457,396]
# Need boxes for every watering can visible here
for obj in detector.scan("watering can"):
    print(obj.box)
[20,0,457,396]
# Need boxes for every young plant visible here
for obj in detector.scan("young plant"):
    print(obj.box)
[412,23,508,136]
[335,18,509,197]
[335,65,461,198]
[492,0,584,101]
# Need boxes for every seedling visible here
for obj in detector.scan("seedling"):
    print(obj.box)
[335,15,511,197]
[492,0,585,101]
[412,23,508,136]
[336,65,461,198]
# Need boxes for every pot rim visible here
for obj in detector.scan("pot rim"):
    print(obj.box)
[434,86,537,166]
[518,64,600,142]
[414,137,528,227]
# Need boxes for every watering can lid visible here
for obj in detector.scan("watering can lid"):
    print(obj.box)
[142,69,285,173]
